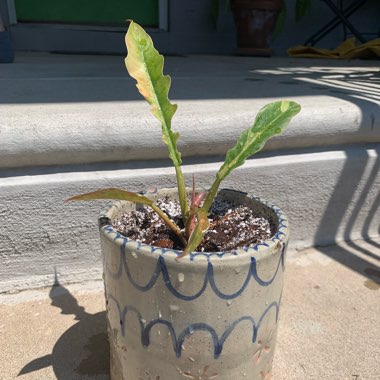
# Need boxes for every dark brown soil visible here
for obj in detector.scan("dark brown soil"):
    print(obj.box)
[112,197,275,252]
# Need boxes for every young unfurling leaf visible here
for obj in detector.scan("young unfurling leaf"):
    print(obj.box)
[179,208,209,258]
[185,176,206,238]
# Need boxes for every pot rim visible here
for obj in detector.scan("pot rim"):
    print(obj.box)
[99,188,288,264]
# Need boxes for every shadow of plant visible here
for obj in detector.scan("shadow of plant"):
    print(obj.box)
[18,274,109,379]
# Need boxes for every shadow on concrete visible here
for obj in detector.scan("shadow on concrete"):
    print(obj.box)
[247,65,380,281]
[254,66,380,106]
[18,273,109,379]
[252,65,380,282]
[248,64,380,281]
[315,243,380,285]
[1,56,379,107]
[313,145,380,282]
[343,146,380,260]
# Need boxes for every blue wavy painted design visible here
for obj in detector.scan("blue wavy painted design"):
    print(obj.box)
[107,294,281,359]
[104,225,286,301]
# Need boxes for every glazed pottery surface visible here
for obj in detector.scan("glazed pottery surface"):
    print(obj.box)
[99,189,289,380]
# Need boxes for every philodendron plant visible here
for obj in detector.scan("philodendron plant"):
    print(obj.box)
[67,21,300,257]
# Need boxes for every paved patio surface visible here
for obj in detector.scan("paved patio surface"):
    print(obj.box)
[1,240,379,380]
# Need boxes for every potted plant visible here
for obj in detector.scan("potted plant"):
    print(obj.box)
[230,0,283,56]
[68,21,300,380]
[220,0,311,56]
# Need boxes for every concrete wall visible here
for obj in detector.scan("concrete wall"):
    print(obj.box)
[1,148,379,293]
[7,0,380,55]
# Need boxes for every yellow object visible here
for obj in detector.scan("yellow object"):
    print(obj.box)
[288,37,380,59]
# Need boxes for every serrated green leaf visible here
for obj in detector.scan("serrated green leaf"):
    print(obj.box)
[217,101,301,182]
[125,21,181,167]
[295,0,311,22]
[125,21,188,221]
[66,188,154,206]
[67,187,187,246]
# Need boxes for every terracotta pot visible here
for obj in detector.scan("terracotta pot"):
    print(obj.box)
[99,188,289,379]
[231,0,282,56]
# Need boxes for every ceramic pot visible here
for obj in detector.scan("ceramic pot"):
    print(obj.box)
[231,0,282,56]
[99,188,288,380]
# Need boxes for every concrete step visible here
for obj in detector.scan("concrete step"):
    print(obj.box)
[1,146,379,292]
[0,53,379,168]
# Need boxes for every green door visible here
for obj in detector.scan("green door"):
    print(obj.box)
[14,0,158,27]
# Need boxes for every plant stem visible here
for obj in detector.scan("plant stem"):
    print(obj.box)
[151,203,187,247]
[202,176,222,214]
[175,166,188,224]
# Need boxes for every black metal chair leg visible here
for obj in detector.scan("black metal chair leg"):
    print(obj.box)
[322,0,367,43]
[304,0,369,46]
